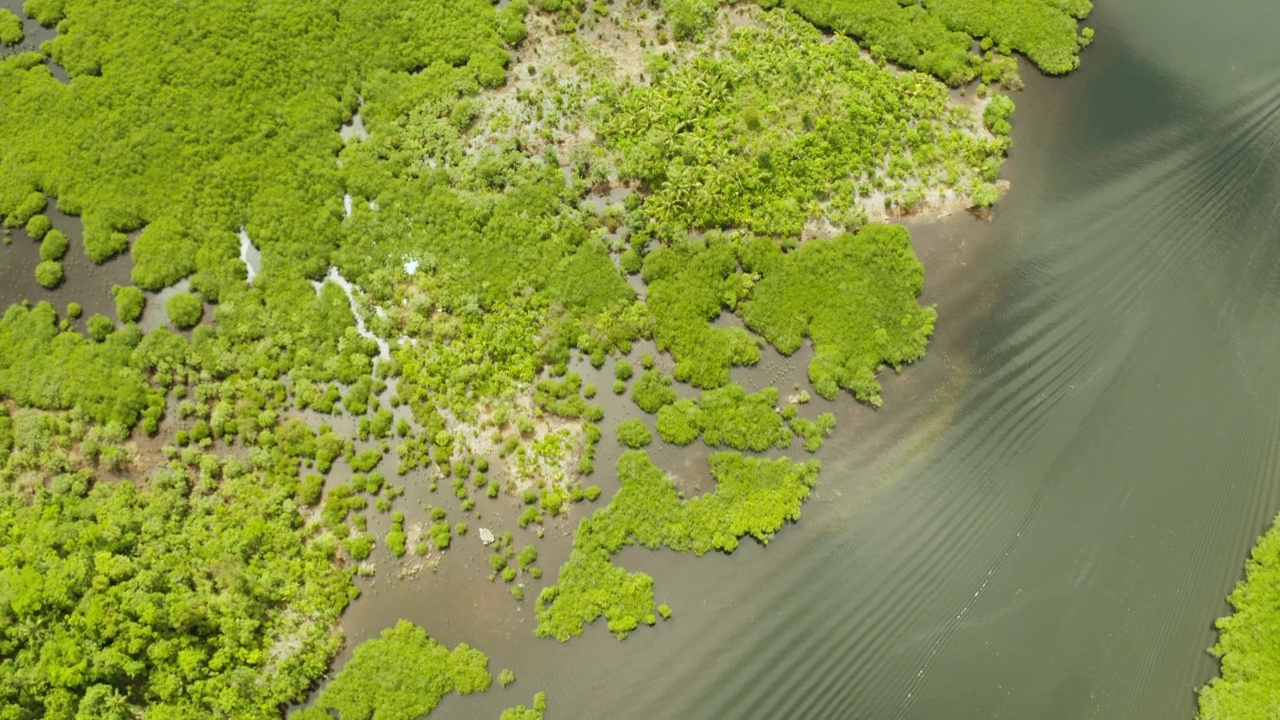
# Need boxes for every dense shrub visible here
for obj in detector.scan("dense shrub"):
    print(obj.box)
[655,384,792,451]
[603,13,1012,238]
[0,460,351,719]
[768,0,1089,84]
[294,620,491,720]
[540,490,565,516]
[387,523,408,557]
[0,0,1093,712]
[39,229,68,261]
[985,94,1016,131]
[0,8,22,45]
[165,292,203,329]
[740,225,935,406]
[111,284,146,323]
[499,692,548,720]
[696,385,788,452]
[3,191,45,228]
[655,399,700,446]
[300,474,324,506]
[631,369,678,414]
[34,260,63,288]
[1198,513,1280,718]
[536,451,820,640]
[25,214,51,241]
[132,217,199,290]
[615,418,653,448]
[790,412,837,452]
[85,313,115,342]
[663,0,716,39]
[641,237,760,388]
[615,359,634,381]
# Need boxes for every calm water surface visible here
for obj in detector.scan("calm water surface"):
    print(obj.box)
[5,0,1280,718]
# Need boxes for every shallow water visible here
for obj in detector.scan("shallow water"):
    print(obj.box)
[239,228,261,283]
[0,198,132,329]
[5,1,1280,718]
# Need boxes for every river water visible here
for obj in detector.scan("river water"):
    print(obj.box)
[4,0,1280,718]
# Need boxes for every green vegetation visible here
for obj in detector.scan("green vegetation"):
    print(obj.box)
[164,292,202,329]
[518,545,539,570]
[984,94,1017,142]
[292,620,491,720]
[655,384,788,451]
[615,418,653,448]
[0,0,515,277]
[535,371,588,419]
[615,360,634,382]
[604,11,1011,238]
[741,225,935,406]
[3,191,45,228]
[655,399,700,446]
[0,303,154,427]
[131,218,198,290]
[790,412,838,452]
[0,423,351,718]
[536,450,820,640]
[25,214,51,241]
[772,0,1090,84]
[387,513,408,557]
[641,237,760,388]
[0,8,22,46]
[1197,513,1280,719]
[40,228,68,261]
[499,692,548,720]
[631,369,679,413]
[85,313,114,342]
[499,668,517,688]
[34,260,62,288]
[634,223,934,401]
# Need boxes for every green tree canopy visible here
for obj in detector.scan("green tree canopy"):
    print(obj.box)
[294,620,492,720]
[615,418,653,448]
[165,292,203,329]
[40,228,69,261]
[34,260,63,288]
[1198,513,1280,719]
[0,9,22,45]
[740,225,935,406]
[111,284,146,323]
